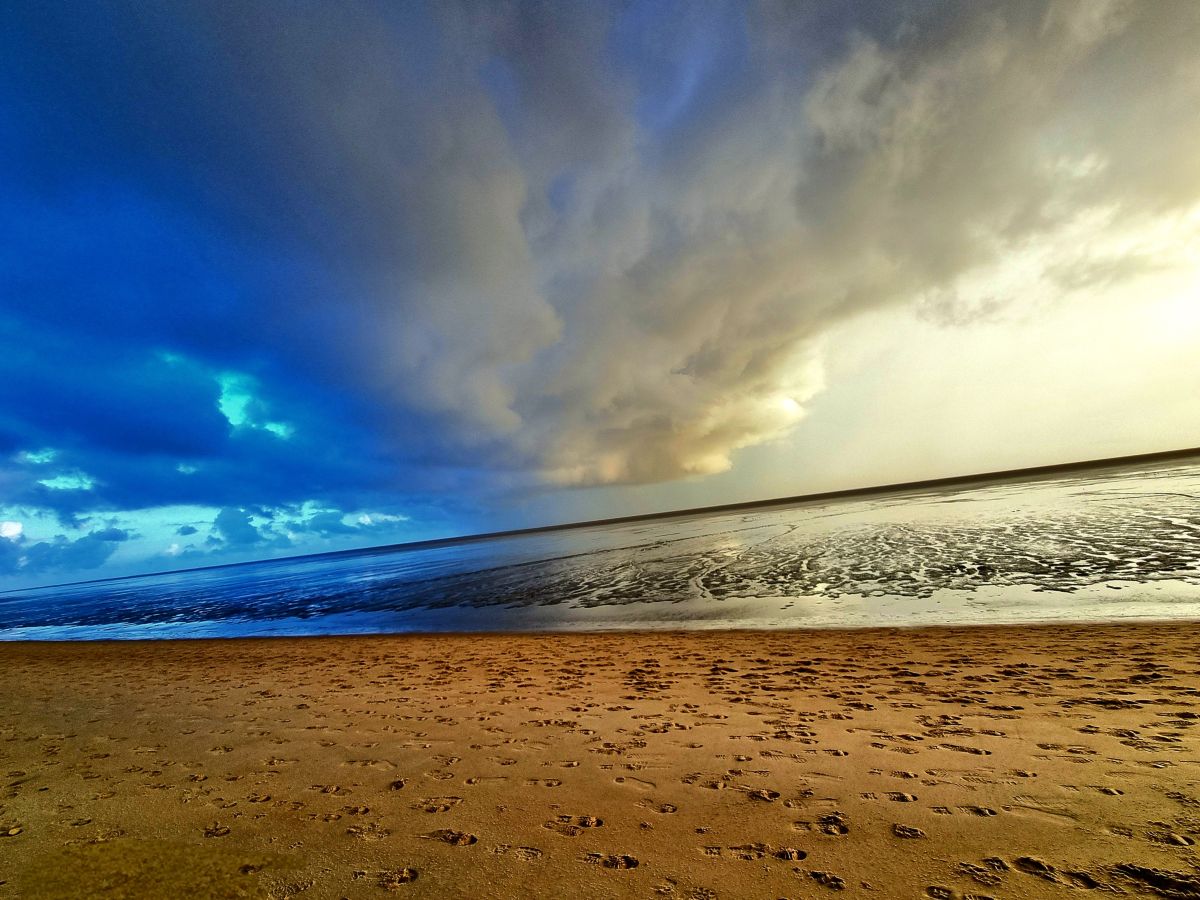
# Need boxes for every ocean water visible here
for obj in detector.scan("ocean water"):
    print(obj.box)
[3,457,1200,640]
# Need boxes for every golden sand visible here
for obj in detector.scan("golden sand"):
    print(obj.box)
[2,623,1199,898]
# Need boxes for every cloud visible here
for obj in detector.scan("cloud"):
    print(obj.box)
[91,527,129,543]
[0,521,22,540]
[0,526,130,577]
[294,510,356,537]
[356,512,409,527]
[178,502,422,562]
[288,508,412,539]
[212,507,263,546]
[505,0,1200,483]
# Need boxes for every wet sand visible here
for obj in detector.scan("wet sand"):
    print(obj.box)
[2,623,1199,898]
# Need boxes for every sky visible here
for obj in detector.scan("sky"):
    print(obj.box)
[2,0,1199,589]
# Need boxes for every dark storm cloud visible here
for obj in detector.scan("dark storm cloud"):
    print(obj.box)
[0,526,129,576]
[212,507,263,547]
[293,511,359,537]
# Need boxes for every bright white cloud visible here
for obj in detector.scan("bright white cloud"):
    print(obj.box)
[356,512,409,526]
[216,372,294,440]
[38,473,95,491]
[19,448,56,465]
[0,521,22,540]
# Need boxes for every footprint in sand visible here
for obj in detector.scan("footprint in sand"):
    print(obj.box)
[415,797,463,813]
[424,829,477,846]
[465,775,508,785]
[1011,856,1103,889]
[346,822,390,840]
[774,847,807,860]
[310,784,349,795]
[747,788,780,802]
[585,852,639,869]
[378,867,418,887]
[1146,828,1195,846]
[1113,863,1200,896]
[493,844,542,861]
[727,843,771,860]
[343,758,392,769]
[960,806,997,817]
[563,814,603,827]
[544,815,603,837]
[545,820,584,837]
[935,744,991,756]
[795,811,850,835]
[810,871,846,890]
[957,861,1005,887]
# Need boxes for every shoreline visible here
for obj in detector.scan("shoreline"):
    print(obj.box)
[5,613,1200,645]
[3,621,1199,897]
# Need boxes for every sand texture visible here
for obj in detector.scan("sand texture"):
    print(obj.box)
[2,624,1200,898]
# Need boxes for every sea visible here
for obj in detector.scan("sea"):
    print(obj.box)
[3,456,1199,640]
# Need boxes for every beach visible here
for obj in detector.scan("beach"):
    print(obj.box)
[2,623,1199,898]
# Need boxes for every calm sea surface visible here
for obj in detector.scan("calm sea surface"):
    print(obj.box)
[3,458,1200,640]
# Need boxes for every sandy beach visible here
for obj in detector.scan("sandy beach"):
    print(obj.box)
[2,623,1199,898]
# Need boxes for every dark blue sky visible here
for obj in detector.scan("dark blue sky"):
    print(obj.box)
[3,1,1198,587]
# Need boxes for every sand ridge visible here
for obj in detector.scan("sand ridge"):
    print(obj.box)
[2,623,1200,898]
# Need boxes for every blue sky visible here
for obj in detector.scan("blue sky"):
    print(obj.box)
[3,1,1199,588]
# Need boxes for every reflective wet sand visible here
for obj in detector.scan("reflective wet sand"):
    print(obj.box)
[4,458,1200,640]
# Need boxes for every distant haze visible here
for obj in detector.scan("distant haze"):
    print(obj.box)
[2,0,1199,587]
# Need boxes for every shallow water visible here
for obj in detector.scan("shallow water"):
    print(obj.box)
[3,457,1200,639]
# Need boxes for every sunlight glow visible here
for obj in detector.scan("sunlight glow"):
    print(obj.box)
[1155,286,1200,338]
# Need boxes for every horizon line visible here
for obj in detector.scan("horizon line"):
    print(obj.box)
[6,444,1199,595]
